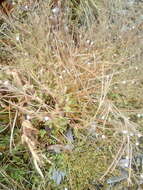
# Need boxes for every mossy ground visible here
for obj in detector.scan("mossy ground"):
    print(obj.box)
[0,0,143,189]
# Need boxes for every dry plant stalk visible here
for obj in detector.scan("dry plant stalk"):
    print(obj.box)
[21,120,45,178]
[0,0,14,15]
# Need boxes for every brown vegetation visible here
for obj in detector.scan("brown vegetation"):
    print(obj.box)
[0,0,13,15]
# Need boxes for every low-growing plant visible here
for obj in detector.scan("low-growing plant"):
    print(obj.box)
[0,0,143,189]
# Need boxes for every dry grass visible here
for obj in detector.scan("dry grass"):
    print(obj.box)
[0,0,143,189]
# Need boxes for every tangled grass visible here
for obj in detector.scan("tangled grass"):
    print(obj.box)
[0,0,143,189]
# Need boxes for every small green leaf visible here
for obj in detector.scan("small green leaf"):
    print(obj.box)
[39,129,47,138]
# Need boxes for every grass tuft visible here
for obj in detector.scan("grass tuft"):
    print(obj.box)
[0,0,143,189]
